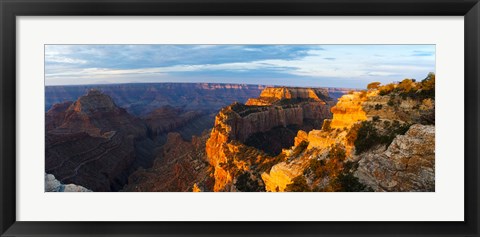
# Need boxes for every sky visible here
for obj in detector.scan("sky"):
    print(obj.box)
[45,45,435,89]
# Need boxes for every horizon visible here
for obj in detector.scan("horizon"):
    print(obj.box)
[44,81,364,90]
[45,44,435,88]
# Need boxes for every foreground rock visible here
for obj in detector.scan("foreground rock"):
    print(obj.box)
[261,75,436,192]
[45,173,91,192]
[355,124,435,191]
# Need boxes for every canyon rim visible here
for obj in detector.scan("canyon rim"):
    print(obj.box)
[45,44,435,192]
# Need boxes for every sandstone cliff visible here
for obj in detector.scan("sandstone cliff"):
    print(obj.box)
[206,87,334,191]
[261,75,436,192]
[245,87,330,106]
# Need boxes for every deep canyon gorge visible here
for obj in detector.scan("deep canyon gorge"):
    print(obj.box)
[45,78,435,192]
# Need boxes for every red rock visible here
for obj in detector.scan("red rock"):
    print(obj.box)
[45,89,148,191]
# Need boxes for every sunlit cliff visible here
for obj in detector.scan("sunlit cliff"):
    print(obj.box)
[206,74,435,192]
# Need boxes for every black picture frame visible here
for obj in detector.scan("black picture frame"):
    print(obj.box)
[1,0,479,236]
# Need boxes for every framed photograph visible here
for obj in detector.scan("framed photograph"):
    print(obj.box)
[1,0,479,236]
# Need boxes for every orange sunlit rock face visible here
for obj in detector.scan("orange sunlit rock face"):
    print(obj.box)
[205,123,234,191]
[329,92,368,129]
[261,91,376,192]
[206,87,333,191]
[246,87,329,106]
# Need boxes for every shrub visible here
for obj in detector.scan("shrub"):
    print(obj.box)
[387,96,396,107]
[335,172,373,192]
[230,102,267,117]
[421,72,435,91]
[374,104,382,110]
[354,121,381,154]
[291,141,309,157]
[372,116,380,122]
[398,73,435,101]
[327,145,346,161]
[379,84,395,95]
[345,123,360,146]
[367,82,381,90]
[235,172,263,192]
[397,79,415,93]
[359,90,367,98]
[257,153,286,172]
[322,119,332,131]
[420,109,435,125]
[305,145,345,179]
[301,146,372,192]
[285,175,311,192]
[354,120,411,154]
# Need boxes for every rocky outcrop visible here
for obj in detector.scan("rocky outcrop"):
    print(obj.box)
[214,102,331,143]
[355,124,435,191]
[246,87,330,106]
[329,91,369,129]
[261,76,436,192]
[261,128,348,192]
[45,101,73,130]
[45,173,91,192]
[206,87,333,191]
[45,90,150,191]
[49,89,146,137]
[216,105,303,142]
[261,157,306,192]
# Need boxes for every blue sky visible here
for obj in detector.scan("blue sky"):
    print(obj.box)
[45,45,435,88]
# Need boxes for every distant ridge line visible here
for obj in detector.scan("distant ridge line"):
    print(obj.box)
[45,82,362,90]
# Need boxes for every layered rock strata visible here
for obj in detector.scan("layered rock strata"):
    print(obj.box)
[261,77,436,192]
[206,87,333,191]
[45,89,149,191]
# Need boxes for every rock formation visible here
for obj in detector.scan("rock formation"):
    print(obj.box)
[261,76,436,192]
[45,173,91,192]
[355,124,435,191]
[44,78,435,192]
[245,87,330,106]
[45,101,73,130]
[206,87,334,191]
[329,91,369,129]
[45,89,150,191]
[49,89,146,137]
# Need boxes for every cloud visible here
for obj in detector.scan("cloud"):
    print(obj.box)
[412,50,434,55]
[366,71,399,77]
[46,55,88,64]
[45,44,435,88]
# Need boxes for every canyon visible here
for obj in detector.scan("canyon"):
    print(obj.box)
[45,83,271,191]
[45,77,435,192]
